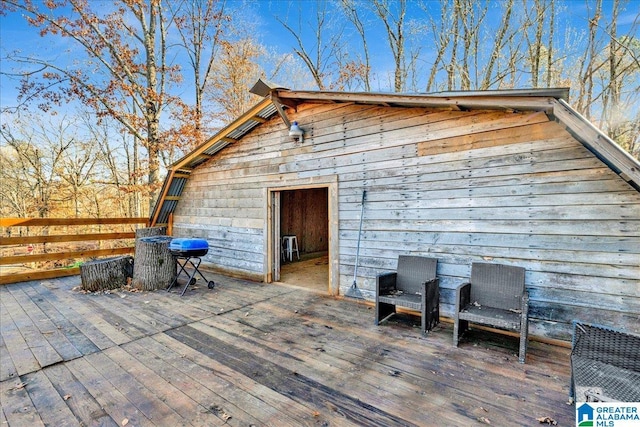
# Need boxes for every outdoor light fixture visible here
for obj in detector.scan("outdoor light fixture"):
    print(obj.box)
[289,121,304,143]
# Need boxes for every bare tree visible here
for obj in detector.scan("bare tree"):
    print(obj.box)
[545,0,555,87]
[372,0,407,92]
[0,114,74,218]
[277,1,345,90]
[207,38,265,123]
[576,0,603,119]
[421,0,453,92]
[480,0,514,89]
[169,0,230,147]
[0,0,183,209]
[341,0,372,91]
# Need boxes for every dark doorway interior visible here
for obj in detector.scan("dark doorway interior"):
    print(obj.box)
[279,188,329,292]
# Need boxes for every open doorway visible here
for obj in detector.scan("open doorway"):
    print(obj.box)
[272,187,329,293]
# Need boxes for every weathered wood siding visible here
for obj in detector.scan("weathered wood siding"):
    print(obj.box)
[173,102,640,340]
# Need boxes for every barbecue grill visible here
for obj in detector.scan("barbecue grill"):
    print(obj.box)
[167,238,215,296]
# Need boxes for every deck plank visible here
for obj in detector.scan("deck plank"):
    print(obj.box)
[209,291,574,425]
[20,370,81,427]
[77,293,166,338]
[0,275,576,427]
[22,282,101,356]
[202,298,557,426]
[268,295,573,422]
[120,338,262,427]
[1,285,62,369]
[42,363,117,427]
[103,345,226,426]
[64,356,156,427]
[0,294,39,378]
[0,376,45,427]
[194,316,441,424]
[84,351,188,426]
[151,332,341,427]
[36,278,130,347]
[9,285,83,362]
[167,323,419,427]
[0,323,18,382]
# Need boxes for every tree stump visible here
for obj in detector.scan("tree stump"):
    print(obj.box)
[80,256,134,291]
[132,236,176,291]
[135,226,166,239]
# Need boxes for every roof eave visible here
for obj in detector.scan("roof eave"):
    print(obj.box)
[553,98,640,189]
[273,88,568,113]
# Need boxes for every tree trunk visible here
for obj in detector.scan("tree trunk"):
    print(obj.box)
[132,236,176,291]
[80,256,134,291]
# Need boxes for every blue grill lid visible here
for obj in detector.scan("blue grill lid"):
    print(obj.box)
[169,238,209,252]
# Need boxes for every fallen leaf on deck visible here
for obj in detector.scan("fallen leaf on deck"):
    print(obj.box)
[209,405,232,421]
[537,416,557,425]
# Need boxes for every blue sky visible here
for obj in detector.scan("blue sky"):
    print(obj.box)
[1,0,638,112]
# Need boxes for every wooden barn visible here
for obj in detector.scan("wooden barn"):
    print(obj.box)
[151,82,640,341]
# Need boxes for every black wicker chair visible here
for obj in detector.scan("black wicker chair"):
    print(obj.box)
[453,262,529,363]
[375,256,439,336]
[570,321,640,402]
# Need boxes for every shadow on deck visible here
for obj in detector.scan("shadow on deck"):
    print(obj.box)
[0,273,573,426]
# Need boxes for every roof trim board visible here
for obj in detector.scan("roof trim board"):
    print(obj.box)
[553,98,639,188]
[273,89,564,112]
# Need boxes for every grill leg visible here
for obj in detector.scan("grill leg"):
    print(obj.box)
[169,256,215,296]
[167,257,190,292]
[180,257,201,296]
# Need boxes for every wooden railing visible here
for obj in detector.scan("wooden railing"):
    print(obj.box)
[0,217,149,285]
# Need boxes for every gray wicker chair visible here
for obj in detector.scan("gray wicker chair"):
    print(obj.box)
[375,256,439,335]
[570,321,640,402]
[453,262,529,363]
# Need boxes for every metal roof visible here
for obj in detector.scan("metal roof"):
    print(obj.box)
[150,98,277,226]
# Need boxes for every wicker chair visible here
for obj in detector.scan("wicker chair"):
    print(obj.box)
[453,262,529,363]
[570,321,640,402]
[375,256,439,335]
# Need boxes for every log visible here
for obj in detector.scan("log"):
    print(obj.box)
[132,236,176,291]
[80,256,134,291]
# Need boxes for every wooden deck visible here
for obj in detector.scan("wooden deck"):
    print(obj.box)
[1,273,574,426]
